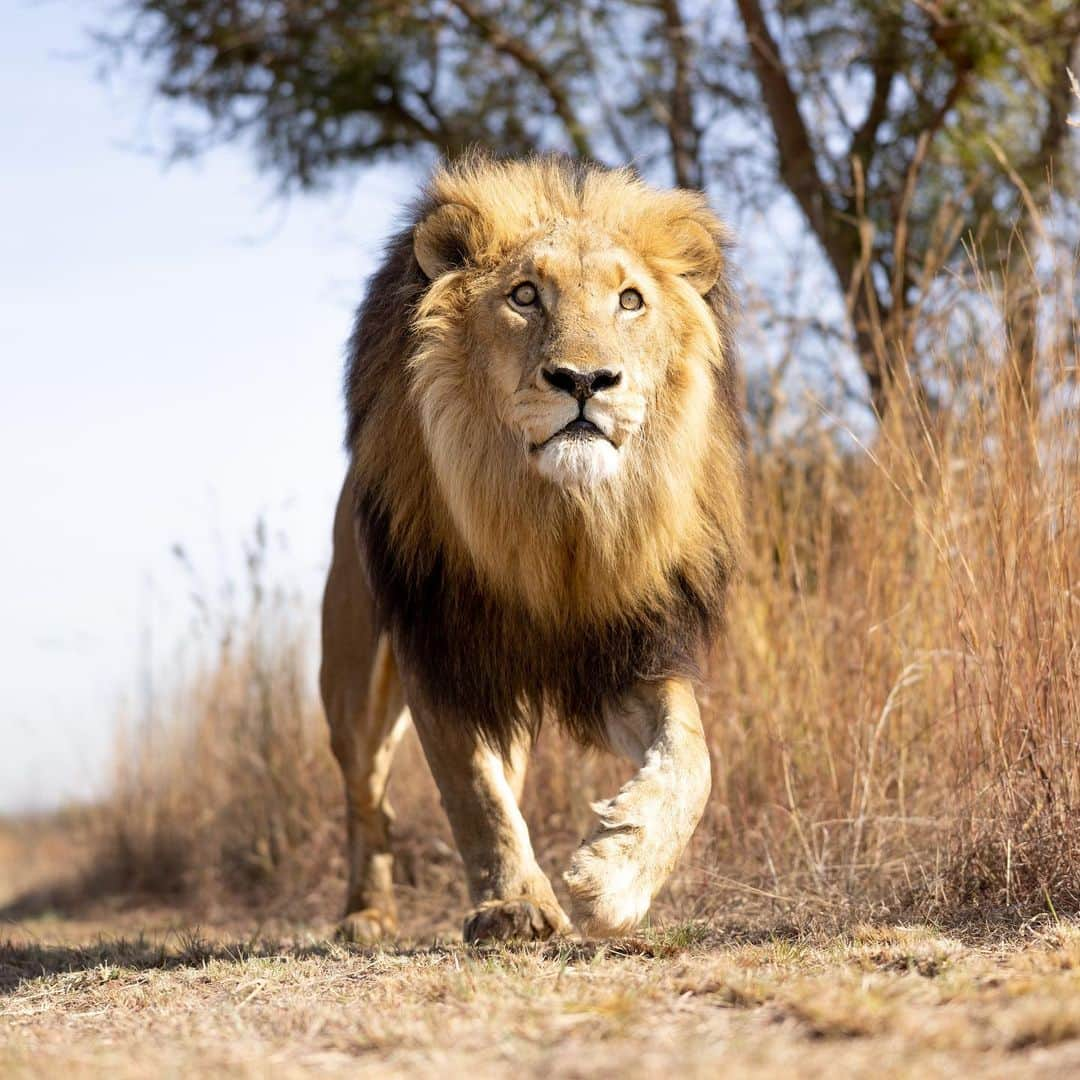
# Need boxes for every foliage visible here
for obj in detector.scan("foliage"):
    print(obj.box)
[106,1,1079,413]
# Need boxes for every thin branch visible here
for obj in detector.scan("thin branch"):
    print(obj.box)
[573,5,638,164]
[446,0,594,158]
[657,0,703,188]
[849,34,900,172]
[733,0,832,244]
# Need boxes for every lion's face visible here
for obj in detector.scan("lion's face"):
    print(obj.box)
[412,180,725,496]
[481,222,675,488]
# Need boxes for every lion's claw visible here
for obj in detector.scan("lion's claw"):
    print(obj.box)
[463,898,567,944]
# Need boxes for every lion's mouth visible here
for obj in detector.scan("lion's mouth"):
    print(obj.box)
[530,415,613,454]
[560,417,604,439]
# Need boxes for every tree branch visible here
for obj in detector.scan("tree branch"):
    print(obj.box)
[657,0,703,188]
[733,0,833,248]
[446,0,594,158]
[849,40,899,173]
[1027,32,1080,196]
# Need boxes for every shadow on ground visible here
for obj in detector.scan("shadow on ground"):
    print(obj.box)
[0,934,406,996]
[0,920,815,997]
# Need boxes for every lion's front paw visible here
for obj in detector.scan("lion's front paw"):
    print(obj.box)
[463,898,569,944]
[564,821,653,938]
[564,782,673,937]
[336,907,398,945]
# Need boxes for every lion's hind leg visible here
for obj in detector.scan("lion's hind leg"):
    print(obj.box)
[564,677,711,937]
[323,627,410,943]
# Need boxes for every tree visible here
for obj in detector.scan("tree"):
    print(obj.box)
[107,0,1079,416]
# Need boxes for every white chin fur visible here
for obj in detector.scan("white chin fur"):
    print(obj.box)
[535,436,620,488]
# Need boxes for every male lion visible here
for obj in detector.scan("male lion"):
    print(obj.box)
[321,156,745,943]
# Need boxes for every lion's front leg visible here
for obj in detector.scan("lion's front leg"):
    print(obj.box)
[409,698,571,944]
[564,677,711,937]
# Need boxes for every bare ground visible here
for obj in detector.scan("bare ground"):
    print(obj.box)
[8,914,1080,1078]
[5,821,1080,1080]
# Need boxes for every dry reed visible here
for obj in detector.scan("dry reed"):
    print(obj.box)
[40,238,1078,934]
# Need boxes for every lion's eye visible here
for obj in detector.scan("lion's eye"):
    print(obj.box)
[510,281,539,307]
[619,288,644,311]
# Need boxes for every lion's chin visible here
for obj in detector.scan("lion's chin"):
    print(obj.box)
[534,435,620,489]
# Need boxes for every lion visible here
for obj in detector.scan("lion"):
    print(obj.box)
[320,155,745,943]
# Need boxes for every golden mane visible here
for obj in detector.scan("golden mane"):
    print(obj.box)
[344,155,745,748]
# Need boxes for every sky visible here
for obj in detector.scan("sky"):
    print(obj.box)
[0,2,414,811]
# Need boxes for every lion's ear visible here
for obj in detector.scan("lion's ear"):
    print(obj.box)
[413,203,482,280]
[668,217,723,295]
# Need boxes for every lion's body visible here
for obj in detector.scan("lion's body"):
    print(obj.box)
[321,156,745,941]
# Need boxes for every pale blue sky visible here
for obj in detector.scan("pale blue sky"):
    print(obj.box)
[0,1,859,814]
[0,2,414,810]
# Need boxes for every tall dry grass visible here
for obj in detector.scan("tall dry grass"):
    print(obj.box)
[699,345,1079,923]
[82,527,343,915]
[46,246,1078,932]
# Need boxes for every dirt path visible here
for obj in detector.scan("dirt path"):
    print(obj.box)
[5,909,1080,1078]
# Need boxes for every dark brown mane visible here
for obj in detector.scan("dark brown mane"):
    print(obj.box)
[354,485,733,750]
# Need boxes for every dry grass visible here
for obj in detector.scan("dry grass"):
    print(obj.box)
[23,266,1073,935]
[698,335,1080,923]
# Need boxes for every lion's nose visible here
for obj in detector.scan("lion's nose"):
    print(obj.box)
[542,366,621,402]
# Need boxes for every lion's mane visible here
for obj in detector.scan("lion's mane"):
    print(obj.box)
[344,156,745,750]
